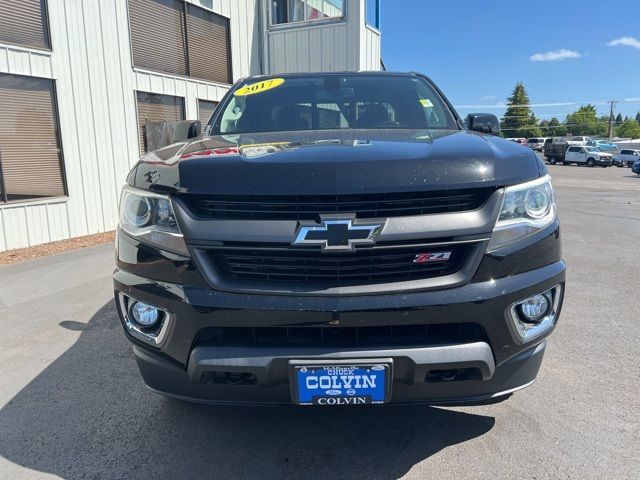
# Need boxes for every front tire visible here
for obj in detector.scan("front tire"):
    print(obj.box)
[586,158,596,167]
[549,158,557,165]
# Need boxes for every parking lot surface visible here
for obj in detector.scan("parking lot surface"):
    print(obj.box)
[1,164,639,479]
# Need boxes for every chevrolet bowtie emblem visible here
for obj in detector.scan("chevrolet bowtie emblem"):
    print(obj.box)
[293,217,384,252]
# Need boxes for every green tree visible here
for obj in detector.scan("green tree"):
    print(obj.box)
[616,119,640,139]
[635,111,640,123]
[501,82,542,137]
[564,104,607,136]
[548,117,567,137]
[615,113,623,125]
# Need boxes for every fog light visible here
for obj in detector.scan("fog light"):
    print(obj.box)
[519,294,551,323]
[507,285,562,344]
[130,301,160,327]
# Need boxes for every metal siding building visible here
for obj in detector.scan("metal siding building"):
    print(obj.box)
[0,0,381,251]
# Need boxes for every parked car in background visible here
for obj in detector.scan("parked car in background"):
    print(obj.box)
[544,137,569,164]
[594,140,618,152]
[611,155,626,167]
[507,137,527,145]
[633,159,640,175]
[613,149,640,167]
[566,136,595,147]
[564,146,613,167]
[527,137,547,151]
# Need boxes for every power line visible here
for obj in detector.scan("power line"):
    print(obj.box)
[454,98,640,109]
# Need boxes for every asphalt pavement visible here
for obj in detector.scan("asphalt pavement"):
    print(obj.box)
[1,163,639,479]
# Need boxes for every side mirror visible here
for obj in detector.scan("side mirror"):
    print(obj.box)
[143,120,202,152]
[188,120,201,139]
[172,120,201,142]
[465,113,501,136]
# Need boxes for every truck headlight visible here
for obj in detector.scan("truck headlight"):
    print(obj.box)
[489,175,556,251]
[118,185,189,256]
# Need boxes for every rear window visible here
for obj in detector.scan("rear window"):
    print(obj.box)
[568,147,580,152]
[210,74,458,135]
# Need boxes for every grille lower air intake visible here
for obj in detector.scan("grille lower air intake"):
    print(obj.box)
[195,323,488,349]
[183,188,493,221]
[206,242,470,285]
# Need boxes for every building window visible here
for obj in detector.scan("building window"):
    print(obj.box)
[136,91,185,154]
[0,73,66,203]
[128,0,232,84]
[198,99,218,125]
[186,5,232,84]
[0,0,51,50]
[271,0,344,25]
[365,0,380,29]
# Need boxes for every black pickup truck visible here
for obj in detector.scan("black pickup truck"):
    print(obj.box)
[114,72,564,406]
[543,138,569,164]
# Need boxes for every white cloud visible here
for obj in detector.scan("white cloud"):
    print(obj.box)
[530,49,583,62]
[607,37,640,49]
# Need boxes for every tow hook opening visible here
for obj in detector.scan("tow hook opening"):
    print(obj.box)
[425,368,482,383]
[202,372,257,386]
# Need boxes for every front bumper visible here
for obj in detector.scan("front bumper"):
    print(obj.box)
[134,340,547,405]
[113,224,565,405]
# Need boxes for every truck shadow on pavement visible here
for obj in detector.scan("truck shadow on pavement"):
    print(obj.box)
[0,301,495,480]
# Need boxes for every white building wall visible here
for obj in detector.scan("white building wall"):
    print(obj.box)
[360,25,381,71]
[264,0,380,74]
[0,0,381,252]
[0,0,261,251]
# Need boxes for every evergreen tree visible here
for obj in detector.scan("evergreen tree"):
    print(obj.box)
[500,82,541,137]
[635,111,640,124]
[615,113,623,125]
[548,117,566,137]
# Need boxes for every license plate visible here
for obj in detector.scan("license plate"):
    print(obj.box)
[291,361,391,406]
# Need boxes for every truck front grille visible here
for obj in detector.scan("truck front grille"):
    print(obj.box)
[206,241,470,285]
[182,188,493,220]
[195,323,487,349]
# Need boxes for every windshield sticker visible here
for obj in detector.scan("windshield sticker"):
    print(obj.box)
[234,78,285,96]
[419,98,434,108]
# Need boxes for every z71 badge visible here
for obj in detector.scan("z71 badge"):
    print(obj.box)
[413,252,452,263]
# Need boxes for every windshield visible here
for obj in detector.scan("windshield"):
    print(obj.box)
[586,147,599,152]
[210,74,458,135]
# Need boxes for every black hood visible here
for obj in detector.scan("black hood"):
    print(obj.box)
[130,129,545,195]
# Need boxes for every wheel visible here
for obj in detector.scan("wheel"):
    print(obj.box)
[549,158,557,165]
[586,158,596,167]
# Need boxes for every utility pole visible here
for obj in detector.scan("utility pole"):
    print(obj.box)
[608,100,617,141]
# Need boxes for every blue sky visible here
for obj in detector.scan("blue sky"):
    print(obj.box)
[381,0,640,121]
